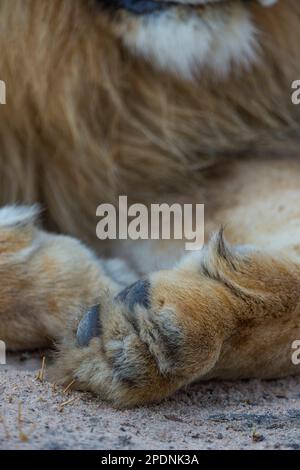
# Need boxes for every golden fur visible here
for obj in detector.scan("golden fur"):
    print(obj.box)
[0,1,299,240]
[0,0,300,407]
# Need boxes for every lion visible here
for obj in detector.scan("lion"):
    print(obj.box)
[0,0,300,407]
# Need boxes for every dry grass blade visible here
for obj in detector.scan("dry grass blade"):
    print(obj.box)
[36,356,46,382]
[63,379,76,395]
[0,413,10,439]
[18,402,29,443]
[58,397,79,413]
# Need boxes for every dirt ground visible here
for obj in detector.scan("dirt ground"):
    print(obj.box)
[1,352,300,450]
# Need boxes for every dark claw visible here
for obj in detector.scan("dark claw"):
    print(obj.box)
[76,305,101,347]
[116,279,151,311]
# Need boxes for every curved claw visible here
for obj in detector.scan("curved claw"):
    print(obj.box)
[116,279,150,311]
[76,305,101,347]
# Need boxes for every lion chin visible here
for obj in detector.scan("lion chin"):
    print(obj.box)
[113,0,278,79]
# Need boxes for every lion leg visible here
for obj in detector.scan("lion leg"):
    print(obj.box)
[3,205,299,407]
[52,231,300,407]
[0,205,133,351]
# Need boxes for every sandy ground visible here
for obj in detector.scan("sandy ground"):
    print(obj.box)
[1,352,300,450]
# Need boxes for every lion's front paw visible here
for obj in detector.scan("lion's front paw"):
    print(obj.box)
[52,270,224,407]
[52,285,189,407]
